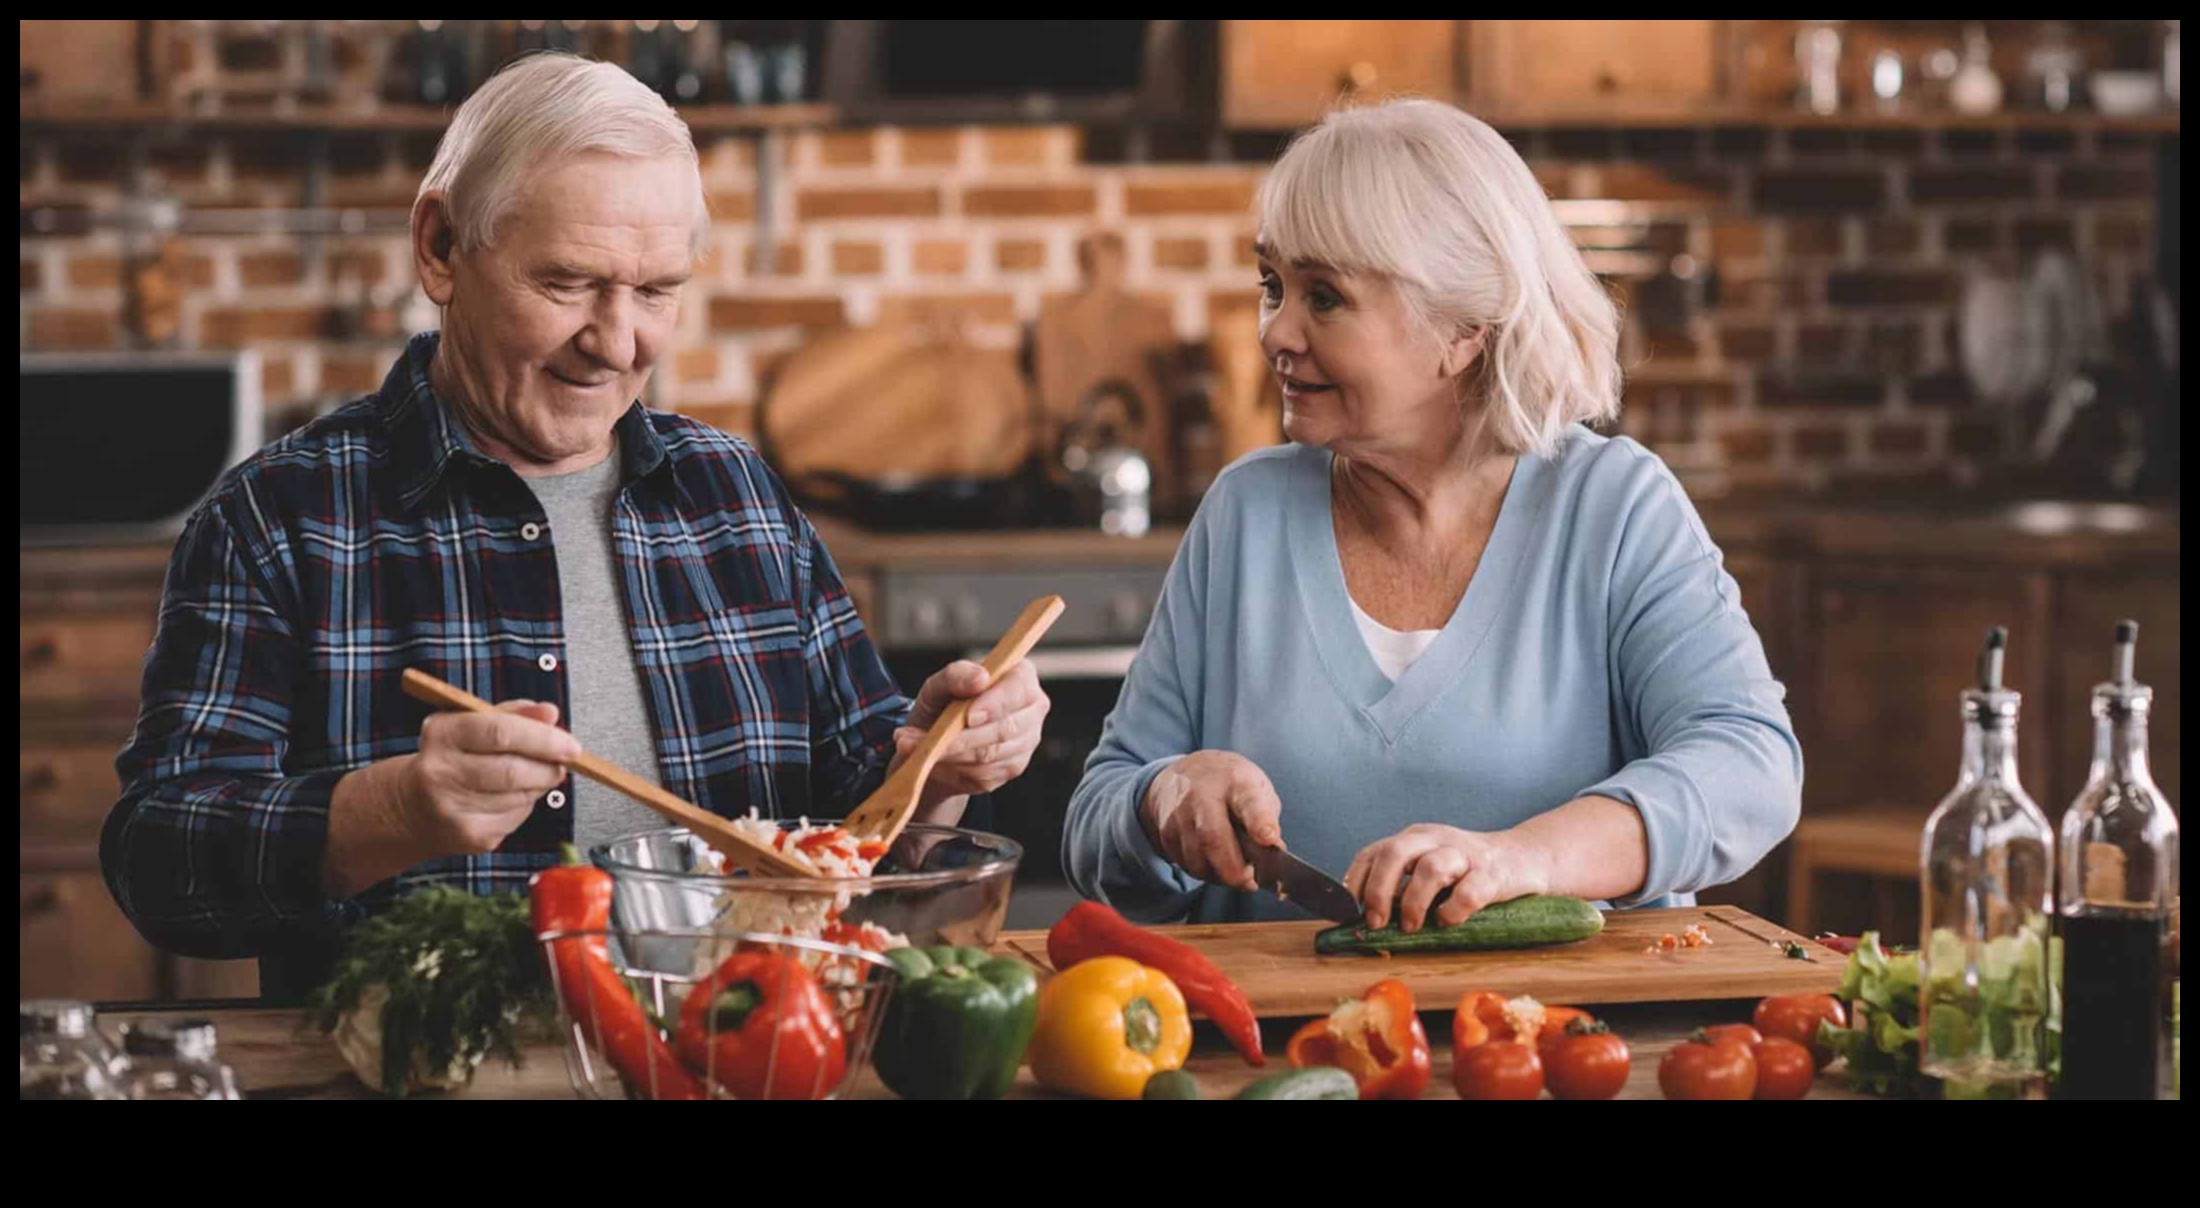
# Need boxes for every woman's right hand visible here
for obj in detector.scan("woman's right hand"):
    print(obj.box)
[1138,750,1284,891]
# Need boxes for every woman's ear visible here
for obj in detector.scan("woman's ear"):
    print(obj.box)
[1441,327,1487,379]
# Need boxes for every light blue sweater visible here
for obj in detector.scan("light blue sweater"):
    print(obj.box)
[1062,429,1802,924]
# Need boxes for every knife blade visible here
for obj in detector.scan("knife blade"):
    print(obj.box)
[1235,824,1363,925]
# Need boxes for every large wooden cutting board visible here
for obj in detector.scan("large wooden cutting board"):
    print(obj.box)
[994,906,1843,1017]
[1032,232,1180,510]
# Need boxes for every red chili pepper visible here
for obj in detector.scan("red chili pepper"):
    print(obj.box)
[1286,978,1432,1100]
[1046,901,1265,1066]
[675,950,847,1100]
[530,845,705,1100]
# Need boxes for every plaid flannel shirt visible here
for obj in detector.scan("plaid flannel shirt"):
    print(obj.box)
[102,332,909,1001]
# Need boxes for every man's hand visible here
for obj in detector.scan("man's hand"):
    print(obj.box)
[325,699,579,896]
[891,660,1049,813]
[1138,750,1283,892]
[399,700,580,853]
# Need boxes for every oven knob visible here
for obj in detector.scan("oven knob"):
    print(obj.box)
[1106,592,1147,636]
[953,596,984,639]
[910,598,947,640]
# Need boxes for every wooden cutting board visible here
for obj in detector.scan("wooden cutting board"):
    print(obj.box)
[994,906,1844,1017]
[759,322,1033,481]
[1032,232,1180,508]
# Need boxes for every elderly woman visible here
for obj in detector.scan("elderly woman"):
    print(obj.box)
[1064,99,1800,932]
[104,52,1049,1001]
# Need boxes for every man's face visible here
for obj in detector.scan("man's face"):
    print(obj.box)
[430,151,696,471]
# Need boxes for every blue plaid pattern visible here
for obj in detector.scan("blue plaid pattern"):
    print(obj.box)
[102,331,909,999]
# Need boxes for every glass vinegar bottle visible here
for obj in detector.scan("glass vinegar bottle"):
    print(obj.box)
[2057,621,2179,1099]
[1919,627,2055,1086]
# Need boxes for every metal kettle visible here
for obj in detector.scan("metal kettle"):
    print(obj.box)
[1060,379,1152,537]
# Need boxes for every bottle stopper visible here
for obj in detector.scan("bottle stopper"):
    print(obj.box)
[1977,626,2007,692]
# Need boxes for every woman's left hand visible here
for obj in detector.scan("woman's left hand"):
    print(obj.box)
[1344,823,1552,932]
[893,660,1050,807]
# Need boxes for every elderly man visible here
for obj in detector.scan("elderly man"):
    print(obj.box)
[102,52,1050,1003]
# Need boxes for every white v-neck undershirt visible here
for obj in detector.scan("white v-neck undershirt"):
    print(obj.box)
[1346,595,1443,682]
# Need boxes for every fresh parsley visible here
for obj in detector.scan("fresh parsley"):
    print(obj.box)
[304,888,554,1097]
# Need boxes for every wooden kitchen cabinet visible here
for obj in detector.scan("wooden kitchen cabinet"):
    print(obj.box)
[1221,20,1459,128]
[2051,570,2182,811]
[1795,560,2054,817]
[20,863,161,1005]
[20,546,258,1004]
[1464,20,1724,112]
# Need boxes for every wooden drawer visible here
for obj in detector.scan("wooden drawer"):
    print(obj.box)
[20,614,156,710]
[18,859,259,1003]
[1467,20,1722,109]
[22,742,128,843]
[1223,20,1458,127]
[20,868,161,1003]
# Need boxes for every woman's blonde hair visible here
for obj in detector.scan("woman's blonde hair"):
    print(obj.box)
[1257,98,1621,456]
[417,51,710,258]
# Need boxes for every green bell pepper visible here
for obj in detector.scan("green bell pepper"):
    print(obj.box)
[874,945,1039,1100]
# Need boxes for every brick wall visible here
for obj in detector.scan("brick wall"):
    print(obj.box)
[20,115,2167,493]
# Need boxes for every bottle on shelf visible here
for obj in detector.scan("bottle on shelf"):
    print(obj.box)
[1918,626,2056,1091]
[1949,23,2005,115]
[2057,620,2179,1100]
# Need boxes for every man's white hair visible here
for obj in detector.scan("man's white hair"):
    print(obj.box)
[416,51,710,258]
[1258,98,1622,457]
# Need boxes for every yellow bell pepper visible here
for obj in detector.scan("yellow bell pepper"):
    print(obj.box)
[1027,955,1192,1100]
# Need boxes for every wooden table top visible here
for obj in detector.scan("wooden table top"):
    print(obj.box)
[92,998,1873,1101]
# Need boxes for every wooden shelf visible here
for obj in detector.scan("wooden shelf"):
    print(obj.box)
[1457,97,2182,134]
[19,99,839,135]
[26,96,2177,137]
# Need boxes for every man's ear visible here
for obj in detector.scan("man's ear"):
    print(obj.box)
[1441,327,1487,380]
[411,192,459,307]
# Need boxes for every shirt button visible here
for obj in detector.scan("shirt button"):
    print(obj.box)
[538,653,559,673]
[545,789,567,809]
[521,522,543,541]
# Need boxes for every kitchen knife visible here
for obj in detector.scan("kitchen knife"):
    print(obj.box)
[1234,823,1364,926]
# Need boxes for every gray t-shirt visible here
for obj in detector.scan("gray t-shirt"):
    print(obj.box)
[524,445,666,855]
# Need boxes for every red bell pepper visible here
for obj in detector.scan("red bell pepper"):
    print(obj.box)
[676,950,847,1100]
[1452,989,1588,1052]
[531,846,705,1101]
[1046,901,1265,1066]
[1286,978,1432,1100]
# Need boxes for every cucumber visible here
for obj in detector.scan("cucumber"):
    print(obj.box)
[1234,1066,1359,1100]
[1142,1069,1202,1100]
[1313,894,1604,955]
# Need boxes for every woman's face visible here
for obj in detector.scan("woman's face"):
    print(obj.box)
[1255,240,1475,461]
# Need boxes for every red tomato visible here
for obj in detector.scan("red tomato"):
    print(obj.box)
[1753,994,1848,1069]
[1701,1022,1763,1049]
[1657,1032,1757,1101]
[1539,1018,1631,1101]
[1751,1037,1815,1100]
[1454,1040,1545,1100]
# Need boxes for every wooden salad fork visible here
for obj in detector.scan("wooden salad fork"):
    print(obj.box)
[398,668,818,878]
[839,595,1066,849]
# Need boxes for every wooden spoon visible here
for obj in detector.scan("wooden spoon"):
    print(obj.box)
[398,668,819,878]
[840,595,1066,849]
